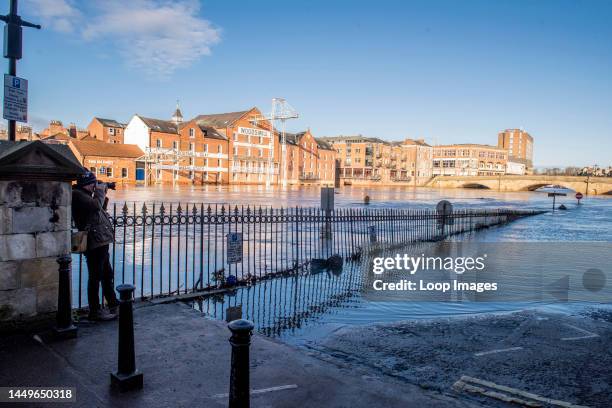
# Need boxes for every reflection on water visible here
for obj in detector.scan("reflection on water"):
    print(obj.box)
[194,239,612,346]
[179,186,612,345]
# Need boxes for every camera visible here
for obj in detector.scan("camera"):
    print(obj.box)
[98,181,116,190]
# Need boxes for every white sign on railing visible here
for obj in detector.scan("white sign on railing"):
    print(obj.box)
[226,232,243,264]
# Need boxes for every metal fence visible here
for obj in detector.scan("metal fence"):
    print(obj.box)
[71,203,544,308]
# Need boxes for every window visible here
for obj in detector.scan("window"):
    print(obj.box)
[106,167,113,177]
[189,128,195,138]
[217,145,222,153]
[189,171,194,179]
[203,158,208,166]
[233,147,238,155]
[173,141,178,149]
[233,132,237,141]
[204,144,208,152]
[189,142,194,151]
[108,128,115,135]
[258,148,263,157]
[121,168,128,178]
[156,139,162,148]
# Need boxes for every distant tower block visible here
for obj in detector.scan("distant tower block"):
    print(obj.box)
[172,101,183,124]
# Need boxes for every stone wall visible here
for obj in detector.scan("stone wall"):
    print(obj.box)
[0,180,71,330]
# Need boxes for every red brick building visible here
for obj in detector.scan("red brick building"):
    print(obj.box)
[68,139,144,184]
[193,108,279,185]
[283,130,336,185]
[87,117,127,144]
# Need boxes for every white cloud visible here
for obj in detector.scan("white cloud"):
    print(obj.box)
[24,0,81,33]
[25,0,221,77]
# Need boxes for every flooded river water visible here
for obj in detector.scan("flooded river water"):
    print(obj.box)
[121,184,611,345]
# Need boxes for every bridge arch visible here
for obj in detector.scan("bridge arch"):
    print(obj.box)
[524,183,575,192]
[462,183,491,190]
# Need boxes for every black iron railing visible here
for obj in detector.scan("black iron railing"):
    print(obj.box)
[71,204,543,308]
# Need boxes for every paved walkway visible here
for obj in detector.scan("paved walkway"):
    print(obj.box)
[0,302,477,408]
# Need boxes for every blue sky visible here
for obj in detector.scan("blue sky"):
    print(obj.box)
[10,0,612,167]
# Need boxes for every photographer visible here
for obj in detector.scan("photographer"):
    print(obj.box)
[72,171,119,321]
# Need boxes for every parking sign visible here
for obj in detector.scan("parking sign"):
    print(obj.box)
[3,74,28,122]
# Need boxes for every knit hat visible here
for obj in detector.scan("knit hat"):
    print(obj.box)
[76,170,97,187]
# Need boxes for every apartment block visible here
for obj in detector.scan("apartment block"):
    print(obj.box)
[498,129,533,173]
[433,144,507,176]
[320,135,433,186]
[283,130,336,185]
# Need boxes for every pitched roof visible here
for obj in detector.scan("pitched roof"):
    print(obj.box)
[314,138,334,150]
[192,110,249,128]
[42,133,72,141]
[96,118,126,128]
[138,116,179,134]
[318,135,389,145]
[434,143,506,151]
[69,139,144,158]
[283,131,306,146]
[0,140,84,179]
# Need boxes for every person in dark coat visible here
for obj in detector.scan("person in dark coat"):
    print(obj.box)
[72,171,118,321]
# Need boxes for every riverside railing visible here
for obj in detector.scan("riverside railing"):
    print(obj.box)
[71,203,543,308]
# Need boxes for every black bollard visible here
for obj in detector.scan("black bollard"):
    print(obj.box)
[228,319,255,408]
[110,284,143,392]
[53,255,77,339]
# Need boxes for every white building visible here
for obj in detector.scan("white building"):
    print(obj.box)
[506,161,526,175]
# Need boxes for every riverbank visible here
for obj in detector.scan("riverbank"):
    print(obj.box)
[0,301,478,408]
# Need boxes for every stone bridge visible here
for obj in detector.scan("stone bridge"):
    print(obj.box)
[425,175,612,195]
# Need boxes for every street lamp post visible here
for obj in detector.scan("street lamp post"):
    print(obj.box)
[1,0,40,141]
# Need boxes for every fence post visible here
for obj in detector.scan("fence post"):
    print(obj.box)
[111,284,143,392]
[53,255,77,339]
[228,319,255,408]
[320,187,334,240]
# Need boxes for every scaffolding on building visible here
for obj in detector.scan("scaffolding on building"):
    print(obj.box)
[253,98,299,187]
[136,98,298,186]
[138,147,229,186]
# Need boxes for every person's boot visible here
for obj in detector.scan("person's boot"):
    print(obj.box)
[88,309,117,321]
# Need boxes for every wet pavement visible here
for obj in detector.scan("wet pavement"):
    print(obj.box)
[0,301,481,408]
[312,307,612,407]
